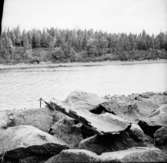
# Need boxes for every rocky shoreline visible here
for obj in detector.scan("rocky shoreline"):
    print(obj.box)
[0,91,167,162]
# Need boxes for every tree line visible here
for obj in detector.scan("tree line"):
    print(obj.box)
[0,27,167,63]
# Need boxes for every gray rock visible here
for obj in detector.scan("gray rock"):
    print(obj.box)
[64,91,106,111]
[163,91,167,96]
[48,97,131,135]
[0,107,67,132]
[50,117,83,147]
[138,104,167,138]
[45,147,167,163]
[93,98,158,123]
[130,123,150,141]
[79,129,146,154]
[154,127,167,146]
[0,125,67,153]
[148,104,167,127]
[0,143,68,163]
[18,156,45,163]
[138,92,156,98]
[79,135,106,154]
[13,108,53,132]
[100,147,167,162]
[45,149,100,163]
[0,125,68,163]
[138,94,167,106]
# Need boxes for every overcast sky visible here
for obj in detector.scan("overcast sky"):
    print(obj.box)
[2,0,167,34]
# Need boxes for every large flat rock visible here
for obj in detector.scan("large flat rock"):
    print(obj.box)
[45,91,130,134]
[47,98,130,134]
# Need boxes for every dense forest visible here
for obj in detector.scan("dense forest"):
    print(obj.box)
[0,27,167,64]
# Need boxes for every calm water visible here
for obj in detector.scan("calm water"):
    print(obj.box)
[0,62,167,110]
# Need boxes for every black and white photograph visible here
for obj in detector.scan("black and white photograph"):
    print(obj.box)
[0,0,167,162]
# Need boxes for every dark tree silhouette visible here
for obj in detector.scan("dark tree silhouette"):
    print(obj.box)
[0,27,167,63]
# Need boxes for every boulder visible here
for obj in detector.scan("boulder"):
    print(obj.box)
[45,147,167,163]
[147,104,167,127]
[79,129,146,155]
[13,108,53,132]
[45,149,100,163]
[0,110,15,129]
[50,117,83,147]
[163,91,167,96]
[138,104,167,137]
[0,125,67,153]
[92,98,158,123]
[64,91,106,111]
[137,93,167,106]
[129,123,153,147]
[138,92,156,98]
[0,125,68,162]
[17,156,45,163]
[93,101,141,122]
[0,107,66,132]
[99,147,167,162]
[79,135,105,154]
[16,156,45,163]
[129,124,146,141]
[138,120,161,138]
[148,93,167,105]
[134,100,159,118]
[154,127,167,146]
[0,143,69,163]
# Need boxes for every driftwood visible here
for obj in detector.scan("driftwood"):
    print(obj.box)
[44,99,130,135]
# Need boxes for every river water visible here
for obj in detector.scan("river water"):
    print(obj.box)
[0,62,167,110]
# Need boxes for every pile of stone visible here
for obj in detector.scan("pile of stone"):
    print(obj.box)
[0,91,167,163]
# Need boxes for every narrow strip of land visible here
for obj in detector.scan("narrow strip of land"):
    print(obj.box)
[0,59,167,71]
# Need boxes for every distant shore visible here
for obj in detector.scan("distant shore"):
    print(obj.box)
[0,59,167,71]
